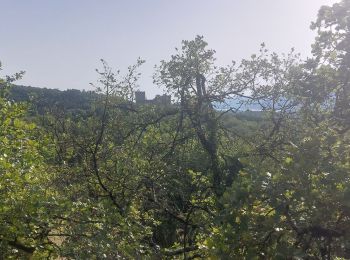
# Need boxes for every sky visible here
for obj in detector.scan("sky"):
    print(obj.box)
[0,0,339,98]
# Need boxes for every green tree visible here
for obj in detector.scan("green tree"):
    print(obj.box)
[207,1,350,258]
[0,63,63,259]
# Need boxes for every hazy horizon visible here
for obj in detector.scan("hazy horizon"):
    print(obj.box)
[1,0,339,98]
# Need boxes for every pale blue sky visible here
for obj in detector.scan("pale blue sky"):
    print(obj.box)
[0,0,338,97]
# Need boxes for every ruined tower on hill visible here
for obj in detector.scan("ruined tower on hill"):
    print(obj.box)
[135,91,171,106]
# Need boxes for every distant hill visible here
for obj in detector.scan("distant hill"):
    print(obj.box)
[8,85,98,114]
[7,86,265,124]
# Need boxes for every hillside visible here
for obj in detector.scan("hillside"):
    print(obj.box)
[8,85,98,113]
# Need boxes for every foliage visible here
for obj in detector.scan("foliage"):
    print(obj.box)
[0,64,63,259]
[1,1,350,259]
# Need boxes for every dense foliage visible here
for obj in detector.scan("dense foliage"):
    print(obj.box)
[1,1,350,259]
[8,85,98,114]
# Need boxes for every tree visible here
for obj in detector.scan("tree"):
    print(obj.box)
[206,1,350,258]
[154,35,303,258]
[0,62,63,259]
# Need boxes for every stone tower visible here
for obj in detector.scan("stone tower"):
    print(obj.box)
[135,91,146,104]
